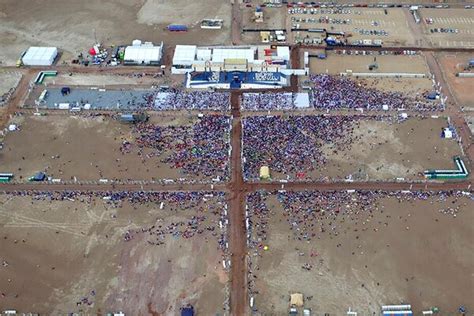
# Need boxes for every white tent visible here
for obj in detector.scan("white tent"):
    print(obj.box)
[22,47,58,66]
[124,43,162,65]
[294,93,310,108]
[173,45,197,66]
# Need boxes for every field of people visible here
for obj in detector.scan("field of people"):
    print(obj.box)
[242,115,462,181]
[0,114,231,183]
[246,190,474,315]
[0,191,229,314]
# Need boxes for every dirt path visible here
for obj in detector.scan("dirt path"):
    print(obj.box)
[0,69,35,129]
[231,2,243,45]
[228,92,247,315]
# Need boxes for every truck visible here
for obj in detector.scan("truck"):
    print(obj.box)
[119,113,149,123]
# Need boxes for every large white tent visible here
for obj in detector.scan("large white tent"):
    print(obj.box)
[22,47,58,66]
[123,41,163,65]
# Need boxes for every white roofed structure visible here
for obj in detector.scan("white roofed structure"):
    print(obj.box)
[22,47,58,66]
[211,48,255,63]
[123,41,163,65]
[173,45,197,66]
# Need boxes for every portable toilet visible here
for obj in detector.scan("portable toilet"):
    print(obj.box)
[259,166,270,180]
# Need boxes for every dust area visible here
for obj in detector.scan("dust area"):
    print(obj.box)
[310,53,430,74]
[0,70,22,98]
[466,116,474,135]
[319,118,463,180]
[0,0,231,66]
[242,6,287,29]
[0,195,228,314]
[359,77,433,94]
[138,0,229,26]
[251,194,474,315]
[437,52,474,108]
[0,114,212,182]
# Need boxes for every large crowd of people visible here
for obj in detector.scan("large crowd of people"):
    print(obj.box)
[4,190,229,251]
[310,74,443,112]
[153,90,230,111]
[245,190,469,296]
[121,115,231,181]
[242,115,361,180]
[241,93,296,110]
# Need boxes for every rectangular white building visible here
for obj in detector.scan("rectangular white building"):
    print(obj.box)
[22,47,58,66]
[123,41,163,65]
[172,45,292,74]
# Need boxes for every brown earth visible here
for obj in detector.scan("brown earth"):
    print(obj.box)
[0,194,228,315]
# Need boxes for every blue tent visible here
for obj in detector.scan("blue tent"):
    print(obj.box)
[181,306,194,316]
[33,172,46,181]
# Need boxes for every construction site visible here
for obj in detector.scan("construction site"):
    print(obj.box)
[0,0,473,315]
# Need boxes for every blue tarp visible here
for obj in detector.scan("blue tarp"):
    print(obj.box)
[33,172,46,181]
[168,24,188,31]
[181,307,194,316]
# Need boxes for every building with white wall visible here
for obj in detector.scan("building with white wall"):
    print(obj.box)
[22,47,58,66]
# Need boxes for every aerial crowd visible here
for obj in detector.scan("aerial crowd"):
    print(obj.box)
[242,115,389,181]
[245,190,470,297]
[120,115,231,181]
[310,74,443,111]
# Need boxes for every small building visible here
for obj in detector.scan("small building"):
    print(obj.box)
[123,40,163,65]
[260,166,270,180]
[290,293,304,307]
[22,47,58,66]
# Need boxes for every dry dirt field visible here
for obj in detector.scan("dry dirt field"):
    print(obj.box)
[436,52,474,108]
[244,116,464,181]
[0,0,231,66]
[420,8,474,48]
[247,191,474,315]
[241,6,287,44]
[309,117,463,181]
[0,192,228,314]
[309,52,430,74]
[290,8,415,46]
[0,70,21,96]
[0,114,230,182]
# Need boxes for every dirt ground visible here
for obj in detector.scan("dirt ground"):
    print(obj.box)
[0,193,228,314]
[0,0,231,66]
[248,191,474,315]
[0,70,21,98]
[419,9,474,48]
[436,52,474,108]
[309,52,430,74]
[0,114,229,182]
[314,117,463,181]
[257,117,464,181]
